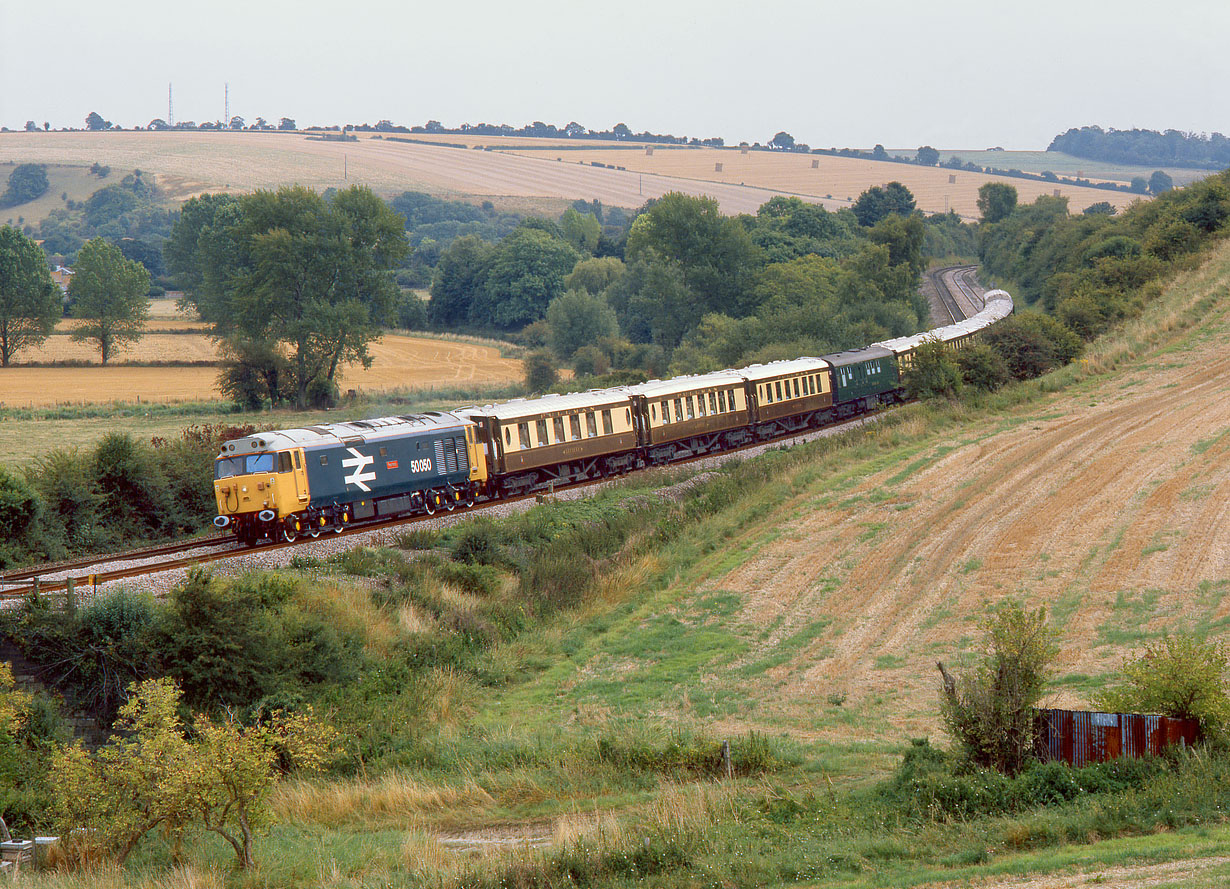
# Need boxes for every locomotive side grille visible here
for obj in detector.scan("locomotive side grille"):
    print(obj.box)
[434,440,446,475]
[445,438,458,474]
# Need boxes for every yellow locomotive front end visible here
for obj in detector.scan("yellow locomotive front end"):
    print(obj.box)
[214,443,310,544]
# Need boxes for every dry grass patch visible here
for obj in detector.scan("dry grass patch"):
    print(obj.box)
[271,772,496,829]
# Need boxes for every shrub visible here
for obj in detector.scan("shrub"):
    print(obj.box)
[0,467,39,542]
[938,603,1056,775]
[572,344,611,377]
[524,349,559,393]
[1095,635,1230,739]
[903,338,962,400]
[956,343,1011,391]
[450,519,506,566]
[984,312,1083,380]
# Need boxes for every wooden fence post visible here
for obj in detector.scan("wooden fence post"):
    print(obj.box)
[722,740,733,780]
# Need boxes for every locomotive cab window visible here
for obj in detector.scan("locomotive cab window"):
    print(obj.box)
[293,451,301,469]
[278,452,293,473]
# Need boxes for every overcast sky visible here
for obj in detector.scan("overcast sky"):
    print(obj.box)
[1,0,1225,149]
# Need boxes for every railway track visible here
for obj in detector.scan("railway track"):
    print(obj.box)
[2,271,996,602]
[931,265,987,324]
[0,409,891,601]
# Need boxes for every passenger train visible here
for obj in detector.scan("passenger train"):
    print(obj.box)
[213,290,1013,545]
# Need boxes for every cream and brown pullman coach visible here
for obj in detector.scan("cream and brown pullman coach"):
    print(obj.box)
[741,358,834,434]
[627,370,751,463]
[459,391,639,496]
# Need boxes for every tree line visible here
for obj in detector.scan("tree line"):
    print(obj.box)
[1050,125,1230,170]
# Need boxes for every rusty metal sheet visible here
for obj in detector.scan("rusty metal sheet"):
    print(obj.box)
[1034,709,1199,766]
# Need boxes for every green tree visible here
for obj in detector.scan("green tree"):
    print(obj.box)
[84,111,111,131]
[182,706,334,869]
[476,228,579,329]
[564,255,625,294]
[0,164,50,208]
[164,193,244,329]
[0,226,61,366]
[560,207,601,253]
[1130,176,1149,194]
[625,192,760,316]
[68,237,150,364]
[852,182,916,226]
[545,289,618,359]
[1096,635,1230,738]
[868,213,926,275]
[977,182,1019,224]
[1149,170,1174,195]
[185,185,409,409]
[938,603,1056,775]
[523,349,558,393]
[903,338,962,399]
[51,678,194,865]
[427,235,492,327]
[956,343,1011,391]
[769,131,795,150]
[916,145,940,166]
[1083,201,1115,216]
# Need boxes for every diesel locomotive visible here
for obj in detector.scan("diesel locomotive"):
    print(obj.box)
[213,290,1012,544]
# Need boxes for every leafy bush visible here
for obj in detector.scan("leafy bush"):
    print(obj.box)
[939,603,1056,775]
[1096,635,1230,739]
[956,343,1011,391]
[984,312,1083,381]
[903,338,962,400]
[450,518,506,565]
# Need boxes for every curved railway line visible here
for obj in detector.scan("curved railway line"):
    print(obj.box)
[0,266,990,601]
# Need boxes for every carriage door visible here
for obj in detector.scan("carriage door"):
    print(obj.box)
[293,449,310,504]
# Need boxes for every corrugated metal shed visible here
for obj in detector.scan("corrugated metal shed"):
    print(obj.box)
[1033,708,1199,767]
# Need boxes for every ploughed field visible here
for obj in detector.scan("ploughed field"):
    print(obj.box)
[0,131,1152,217]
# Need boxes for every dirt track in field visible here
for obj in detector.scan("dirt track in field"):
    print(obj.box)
[705,246,1230,741]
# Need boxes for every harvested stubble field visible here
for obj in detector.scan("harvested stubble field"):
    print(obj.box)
[0,131,821,215]
[482,239,1230,758]
[505,146,1144,217]
[0,329,522,407]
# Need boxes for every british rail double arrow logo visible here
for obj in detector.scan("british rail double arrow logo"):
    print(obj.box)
[342,448,377,492]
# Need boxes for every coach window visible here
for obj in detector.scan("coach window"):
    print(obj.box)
[793,378,801,398]
[278,452,293,473]
[708,391,717,413]
[686,396,695,420]
[696,394,706,417]
[601,409,613,435]
[772,381,780,401]
[518,422,530,449]
[625,408,631,426]
[586,411,597,437]
[536,418,549,446]
[717,390,727,412]
[569,414,581,440]
[661,401,670,423]
[553,416,565,443]
[505,428,511,446]
[673,397,683,420]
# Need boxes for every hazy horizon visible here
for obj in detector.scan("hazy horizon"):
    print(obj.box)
[2,0,1226,150]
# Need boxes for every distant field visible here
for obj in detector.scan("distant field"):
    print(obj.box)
[506,146,1143,218]
[0,131,822,215]
[931,149,1210,186]
[0,329,523,407]
[0,162,132,228]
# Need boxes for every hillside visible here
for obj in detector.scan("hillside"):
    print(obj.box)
[478,236,1230,756]
[0,131,1149,218]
